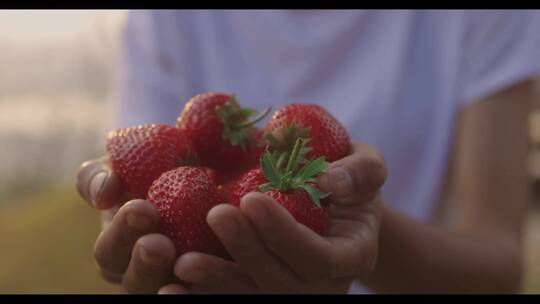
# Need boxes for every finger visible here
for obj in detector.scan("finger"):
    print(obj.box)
[207,204,301,293]
[174,252,258,294]
[158,284,190,294]
[76,156,125,209]
[100,205,121,229]
[94,199,160,275]
[98,268,123,285]
[318,141,387,206]
[240,192,356,281]
[122,234,177,294]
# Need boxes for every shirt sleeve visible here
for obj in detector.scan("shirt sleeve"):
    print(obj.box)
[113,10,197,128]
[458,10,540,107]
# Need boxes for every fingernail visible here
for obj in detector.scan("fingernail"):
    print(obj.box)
[89,171,108,207]
[126,213,152,231]
[139,245,164,267]
[328,167,353,197]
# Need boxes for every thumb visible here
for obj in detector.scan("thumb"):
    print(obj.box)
[318,141,387,206]
[76,156,126,210]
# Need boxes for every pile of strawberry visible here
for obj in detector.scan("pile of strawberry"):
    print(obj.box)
[106,92,350,258]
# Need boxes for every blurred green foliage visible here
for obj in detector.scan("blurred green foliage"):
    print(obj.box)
[0,185,120,293]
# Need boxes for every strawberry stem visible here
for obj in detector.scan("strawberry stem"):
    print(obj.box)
[285,138,303,175]
[236,107,272,129]
[265,121,312,162]
[216,95,271,150]
[259,137,331,208]
[275,152,288,171]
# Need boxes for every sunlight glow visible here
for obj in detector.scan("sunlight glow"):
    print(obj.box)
[0,10,125,43]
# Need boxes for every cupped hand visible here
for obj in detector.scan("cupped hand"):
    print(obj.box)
[76,156,177,293]
[160,141,387,294]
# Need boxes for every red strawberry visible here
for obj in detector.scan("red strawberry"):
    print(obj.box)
[217,166,251,203]
[106,124,197,199]
[230,138,331,236]
[216,154,263,204]
[204,167,219,185]
[176,93,269,173]
[147,166,227,257]
[265,104,350,162]
[228,168,267,207]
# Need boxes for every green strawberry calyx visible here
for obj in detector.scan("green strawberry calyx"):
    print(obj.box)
[215,95,271,150]
[259,137,331,208]
[265,121,312,169]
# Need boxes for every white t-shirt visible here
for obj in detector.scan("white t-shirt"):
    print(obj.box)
[114,10,540,293]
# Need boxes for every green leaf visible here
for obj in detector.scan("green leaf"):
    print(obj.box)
[216,106,229,121]
[300,146,313,155]
[298,126,311,139]
[297,184,330,208]
[265,132,280,147]
[279,171,293,189]
[290,176,306,189]
[275,152,289,171]
[297,145,312,165]
[259,182,274,192]
[284,137,307,174]
[297,156,329,180]
[236,107,272,128]
[260,152,281,184]
[223,126,249,150]
[237,108,257,118]
[265,121,312,164]
[216,95,270,150]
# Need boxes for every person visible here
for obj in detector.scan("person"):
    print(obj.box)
[76,10,540,294]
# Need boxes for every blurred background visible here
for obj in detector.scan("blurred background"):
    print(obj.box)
[0,10,539,294]
[0,10,122,293]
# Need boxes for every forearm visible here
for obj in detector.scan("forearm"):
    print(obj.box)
[363,205,524,293]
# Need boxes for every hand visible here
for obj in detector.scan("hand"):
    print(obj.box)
[160,141,387,294]
[76,156,177,293]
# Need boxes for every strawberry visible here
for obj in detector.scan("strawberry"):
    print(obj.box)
[217,164,254,203]
[265,104,350,163]
[106,124,197,199]
[204,167,219,185]
[230,138,331,236]
[147,166,227,257]
[176,93,270,173]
